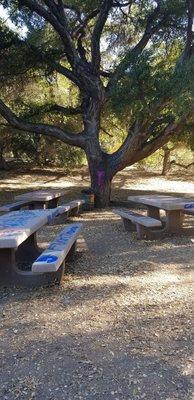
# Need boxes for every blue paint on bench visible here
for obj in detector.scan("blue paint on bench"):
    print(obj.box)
[184,203,194,209]
[48,225,80,251]
[32,223,82,274]
[0,210,45,229]
[36,254,58,263]
[47,208,60,223]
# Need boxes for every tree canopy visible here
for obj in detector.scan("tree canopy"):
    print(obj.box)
[0,0,193,206]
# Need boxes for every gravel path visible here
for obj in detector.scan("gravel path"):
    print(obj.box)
[0,208,193,400]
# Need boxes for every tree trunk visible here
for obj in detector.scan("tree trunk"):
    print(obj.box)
[86,140,112,208]
[82,92,112,208]
[91,170,112,208]
[0,145,7,170]
[161,147,171,176]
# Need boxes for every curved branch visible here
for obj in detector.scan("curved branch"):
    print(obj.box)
[0,100,85,148]
[91,0,113,73]
[54,64,81,87]
[109,112,190,175]
[51,104,82,115]
[74,8,99,38]
[126,117,188,166]
[170,161,194,169]
[20,104,82,119]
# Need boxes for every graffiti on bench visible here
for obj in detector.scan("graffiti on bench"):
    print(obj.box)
[48,225,80,251]
[0,229,24,237]
[47,208,60,223]
[0,210,59,230]
[0,211,44,229]
[184,203,194,209]
[36,254,58,264]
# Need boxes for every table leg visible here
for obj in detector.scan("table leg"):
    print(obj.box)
[16,233,40,262]
[29,201,45,210]
[147,206,160,219]
[47,198,59,209]
[122,218,136,232]
[70,206,79,217]
[165,210,183,233]
[0,248,16,284]
[0,233,65,287]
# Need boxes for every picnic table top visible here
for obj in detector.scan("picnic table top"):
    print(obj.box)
[0,209,58,248]
[15,189,65,202]
[127,195,194,211]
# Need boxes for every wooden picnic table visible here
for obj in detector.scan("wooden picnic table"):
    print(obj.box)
[0,208,59,286]
[127,195,194,233]
[15,189,65,209]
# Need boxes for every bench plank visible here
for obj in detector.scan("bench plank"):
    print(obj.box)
[114,209,162,228]
[32,223,82,273]
[128,195,194,211]
[184,208,194,216]
[15,190,65,201]
[0,209,62,248]
[0,200,33,212]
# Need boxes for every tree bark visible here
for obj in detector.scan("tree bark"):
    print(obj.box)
[85,138,112,208]
[0,154,7,170]
[0,144,7,170]
[161,146,171,175]
[90,167,112,208]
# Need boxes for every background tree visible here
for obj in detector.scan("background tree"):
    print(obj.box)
[0,0,193,207]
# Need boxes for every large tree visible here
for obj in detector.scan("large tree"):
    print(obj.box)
[0,0,193,207]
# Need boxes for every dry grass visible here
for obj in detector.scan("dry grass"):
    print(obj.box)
[0,167,194,400]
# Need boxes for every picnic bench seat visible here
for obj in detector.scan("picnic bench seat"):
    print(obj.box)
[184,203,194,216]
[0,207,84,287]
[114,209,162,239]
[184,209,194,216]
[0,200,33,212]
[32,223,82,284]
[55,199,85,222]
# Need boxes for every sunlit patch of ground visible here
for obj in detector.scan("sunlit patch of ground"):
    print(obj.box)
[0,168,194,399]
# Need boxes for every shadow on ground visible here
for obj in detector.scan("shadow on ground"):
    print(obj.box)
[0,168,193,399]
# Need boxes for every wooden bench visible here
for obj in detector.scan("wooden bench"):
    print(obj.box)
[114,209,162,239]
[0,200,33,212]
[32,223,82,284]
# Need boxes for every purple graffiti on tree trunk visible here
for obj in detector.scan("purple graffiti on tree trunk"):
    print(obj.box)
[97,170,105,187]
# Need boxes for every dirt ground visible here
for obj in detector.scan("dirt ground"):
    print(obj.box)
[0,167,194,400]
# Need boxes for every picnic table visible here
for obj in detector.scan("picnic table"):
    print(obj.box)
[15,189,65,209]
[0,208,59,286]
[127,195,194,233]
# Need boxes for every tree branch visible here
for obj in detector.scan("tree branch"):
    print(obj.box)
[73,8,99,38]
[54,63,81,87]
[20,104,82,119]
[177,0,194,66]
[101,127,114,137]
[129,116,189,165]
[51,105,82,115]
[0,100,85,148]
[170,160,194,169]
[19,0,77,66]
[107,4,165,91]
[91,0,113,73]
[109,112,190,174]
